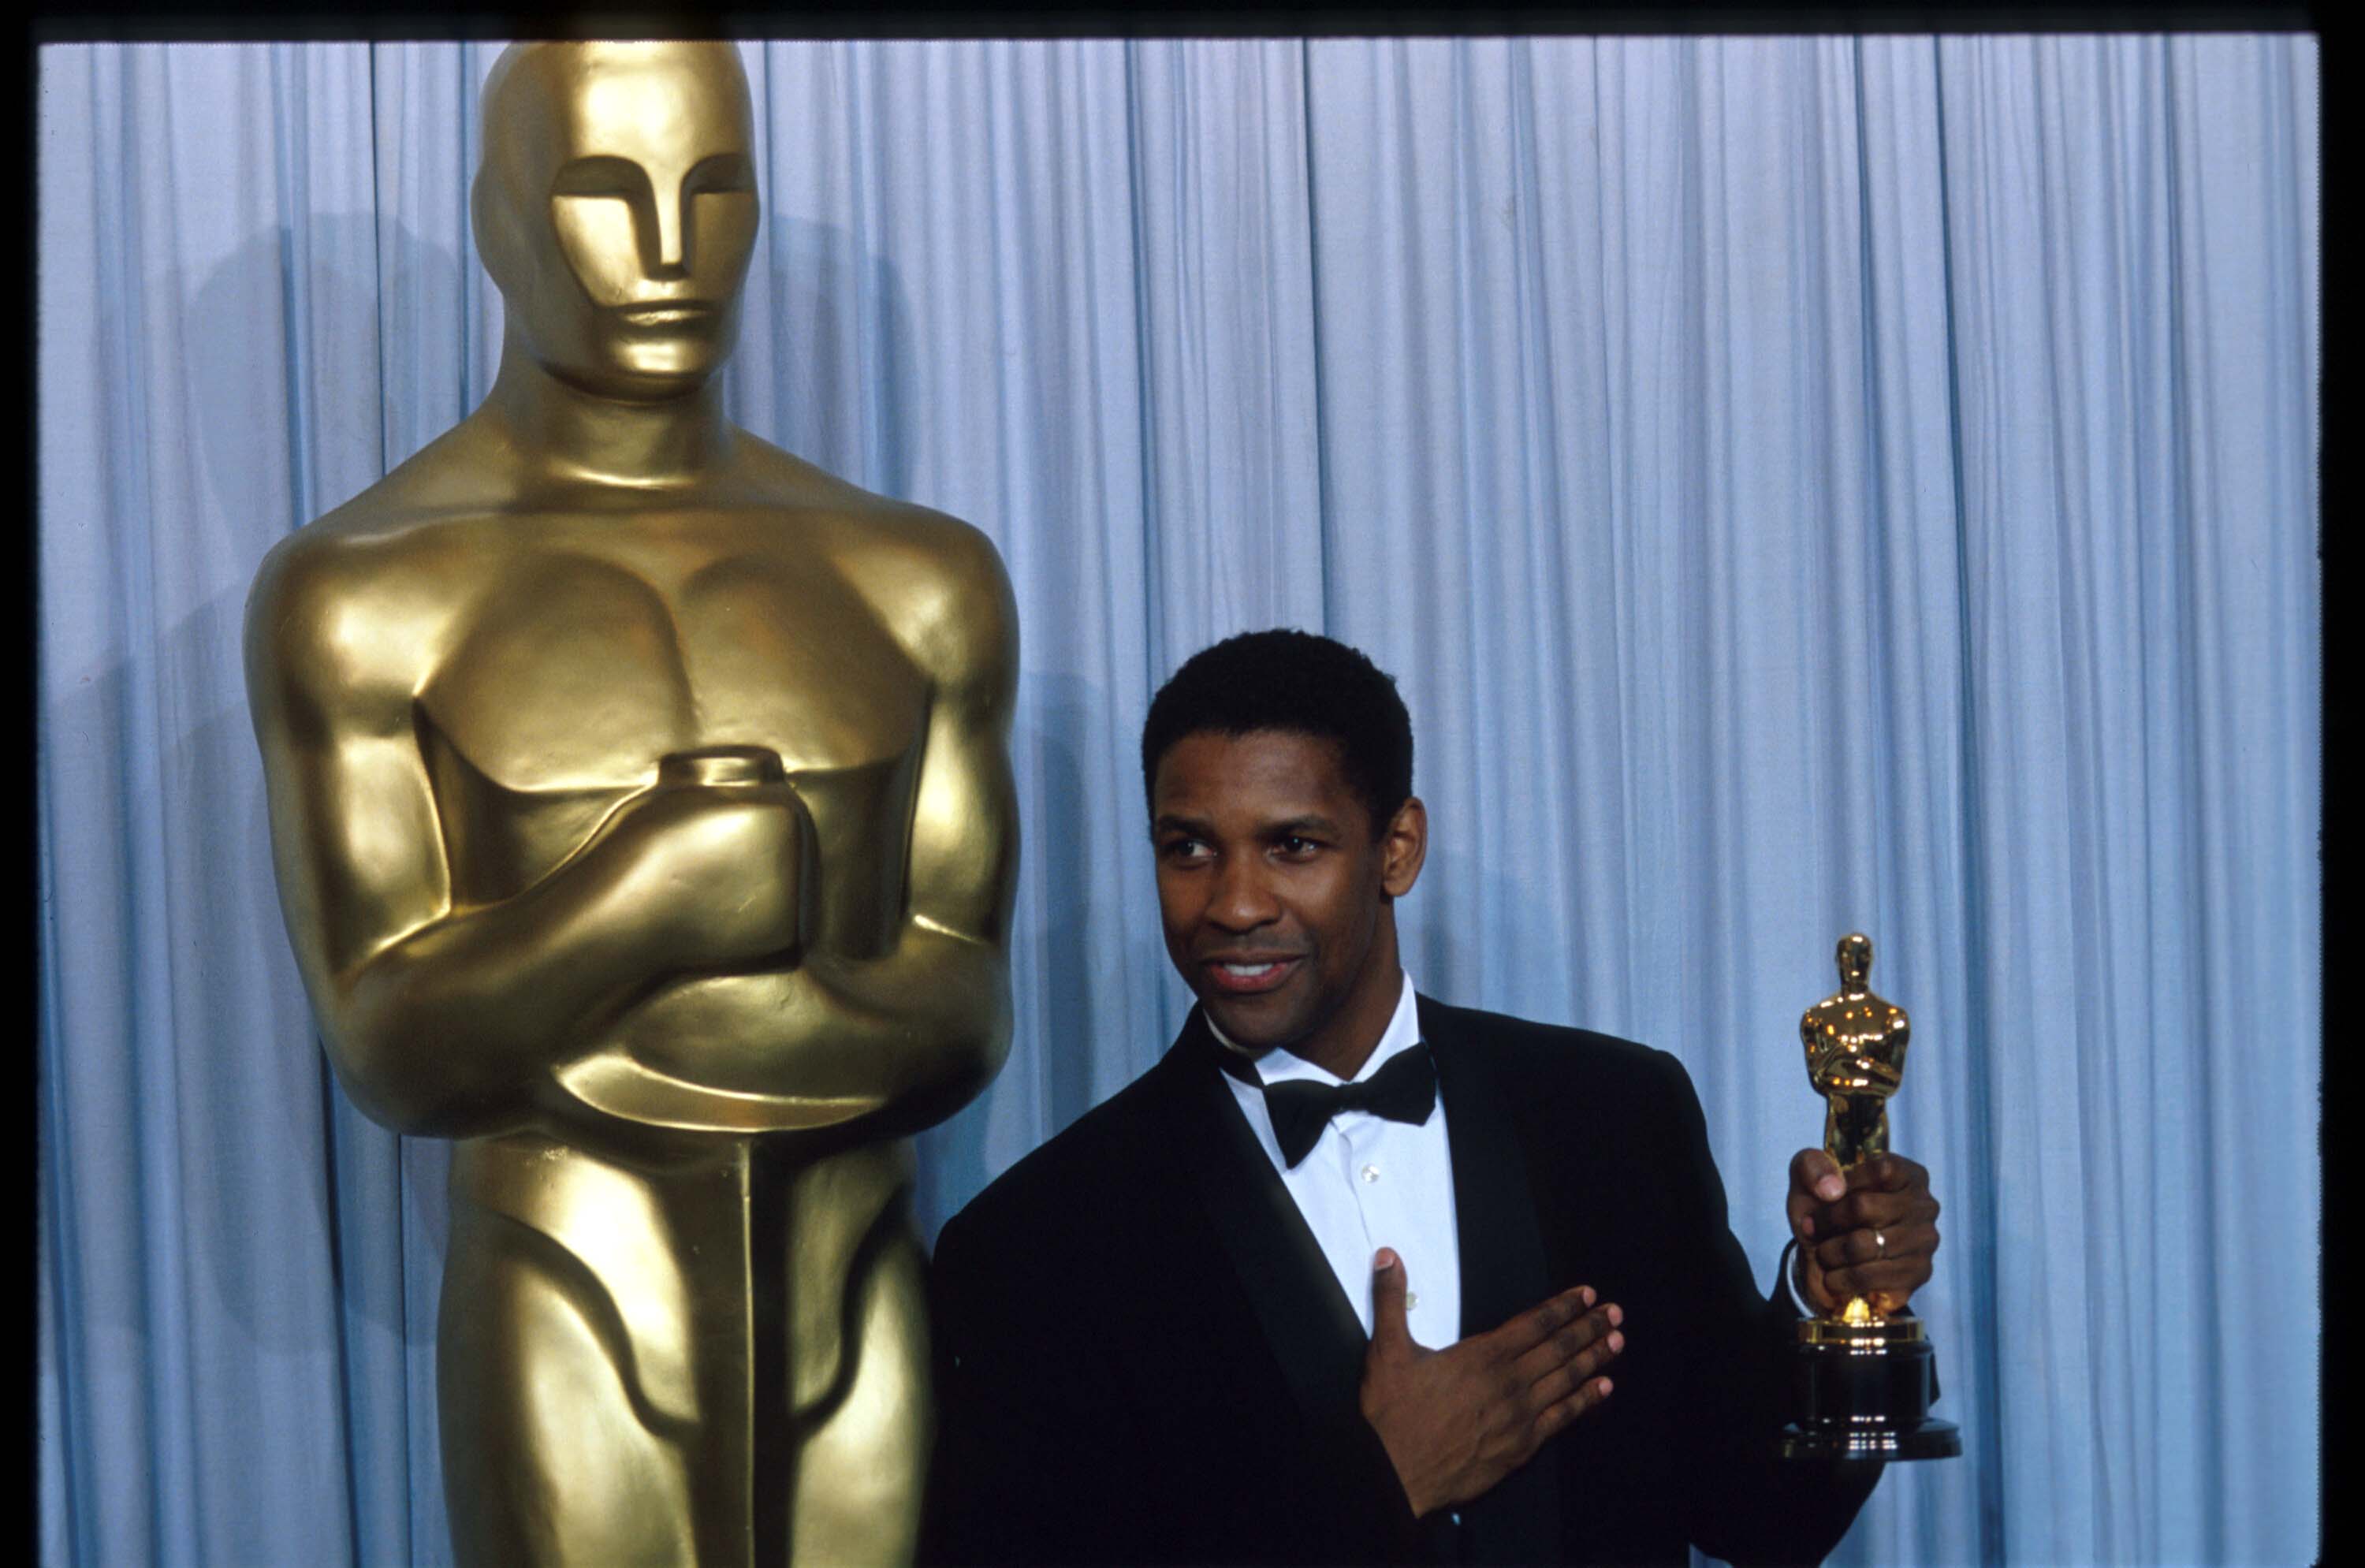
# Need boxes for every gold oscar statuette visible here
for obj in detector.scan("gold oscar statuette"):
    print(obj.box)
[1777,933,1962,1462]
[244,41,1019,1566]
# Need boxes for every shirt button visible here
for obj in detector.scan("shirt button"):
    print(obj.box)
[1360,1164,1380,1183]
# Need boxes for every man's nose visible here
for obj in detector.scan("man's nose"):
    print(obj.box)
[1207,856,1281,930]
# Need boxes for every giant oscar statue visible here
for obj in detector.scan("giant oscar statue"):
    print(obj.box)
[244,42,1019,1566]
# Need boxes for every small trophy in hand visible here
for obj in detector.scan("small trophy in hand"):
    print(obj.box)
[1778,933,1962,1461]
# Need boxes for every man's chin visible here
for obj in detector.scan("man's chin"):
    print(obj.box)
[1196,993,1311,1056]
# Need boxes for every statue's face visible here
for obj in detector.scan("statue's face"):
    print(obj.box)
[1837,933,1872,985]
[475,43,760,399]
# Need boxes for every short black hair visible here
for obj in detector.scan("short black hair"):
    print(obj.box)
[1140,629,1414,836]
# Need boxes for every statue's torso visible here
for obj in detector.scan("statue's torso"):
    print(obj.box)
[403,500,933,1100]
[314,454,963,1559]
[1801,987,1909,1098]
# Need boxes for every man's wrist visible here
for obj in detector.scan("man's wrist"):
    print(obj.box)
[1778,1238,1817,1317]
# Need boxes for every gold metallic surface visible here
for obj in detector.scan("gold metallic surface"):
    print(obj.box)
[1801,933,1908,1171]
[1799,933,1910,1325]
[243,41,1017,1566]
[1797,1313,1925,1349]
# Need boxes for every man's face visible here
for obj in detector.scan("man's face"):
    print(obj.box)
[1150,730,1425,1067]
[477,43,760,398]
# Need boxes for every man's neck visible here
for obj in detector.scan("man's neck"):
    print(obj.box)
[1297,914,1411,1081]
[480,348,736,490]
[1298,970,1406,1082]
[1222,954,1411,1085]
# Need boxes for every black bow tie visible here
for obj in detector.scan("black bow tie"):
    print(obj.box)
[1216,1040,1438,1168]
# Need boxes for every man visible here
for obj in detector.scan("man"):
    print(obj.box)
[926,631,1940,1566]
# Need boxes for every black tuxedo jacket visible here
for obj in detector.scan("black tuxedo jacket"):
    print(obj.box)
[924,997,1879,1566]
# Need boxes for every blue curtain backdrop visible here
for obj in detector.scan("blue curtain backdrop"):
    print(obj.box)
[35,36,2318,1568]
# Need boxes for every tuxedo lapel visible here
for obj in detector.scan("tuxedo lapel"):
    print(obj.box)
[1427,999,1550,1342]
[1423,995,1564,1564]
[1156,1009,1375,1452]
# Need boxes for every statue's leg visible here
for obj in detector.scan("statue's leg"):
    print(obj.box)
[1827,1093,1888,1168]
[1844,1093,1888,1162]
[773,1140,926,1567]
[439,1199,700,1568]
[789,1216,929,1566]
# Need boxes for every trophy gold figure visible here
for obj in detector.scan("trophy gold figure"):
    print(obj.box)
[244,43,1019,1565]
[1778,934,1961,1461]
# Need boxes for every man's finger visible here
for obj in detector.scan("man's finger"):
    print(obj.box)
[1531,1376,1615,1445]
[1786,1180,1820,1240]
[1845,1154,1927,1194]
[1369,1250,1415,1357]
[1814,1220,1940,1274]
[1511,1302,1620,1385]
[1819,1231,1939,1298]
[1812,1220,1937,1272]
[1816,1185,1933,1235]
[1522,1321,1625,1410]
[1791,1147,1845,1204]
[1492,1283,1596,1357]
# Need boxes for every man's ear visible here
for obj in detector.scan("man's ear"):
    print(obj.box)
[1380,796,1427,899]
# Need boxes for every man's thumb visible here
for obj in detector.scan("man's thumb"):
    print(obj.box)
[1369,1249,1412,1353]
[1793,1146,1845,1203]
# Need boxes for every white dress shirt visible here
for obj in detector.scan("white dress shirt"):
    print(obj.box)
[1212,972,1462,1349]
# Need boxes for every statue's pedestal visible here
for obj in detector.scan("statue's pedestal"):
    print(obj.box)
[1777,1314,1962,1462]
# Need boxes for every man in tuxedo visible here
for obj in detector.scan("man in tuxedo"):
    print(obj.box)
[925,631,1942,1566]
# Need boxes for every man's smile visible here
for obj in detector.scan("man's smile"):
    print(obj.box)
[1201,955,1305,995]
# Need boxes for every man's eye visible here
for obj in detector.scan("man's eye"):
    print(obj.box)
[1276,836,1320,856]
[1161,838,1210,861]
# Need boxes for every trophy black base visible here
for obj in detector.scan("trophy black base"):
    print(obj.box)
[1778,1315,1962,1463]
[1778,1417,1960,1462]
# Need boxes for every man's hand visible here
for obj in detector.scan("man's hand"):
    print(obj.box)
[1786,1150,1940,1316]
[1357,1250,1621,1519]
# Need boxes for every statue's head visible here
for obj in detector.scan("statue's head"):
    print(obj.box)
[472,41,759,400]
[1836,932,1872,989]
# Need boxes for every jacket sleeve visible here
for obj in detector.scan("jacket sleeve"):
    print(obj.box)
[922,1207,1097,1567]
[1652,1051,1883,1567]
